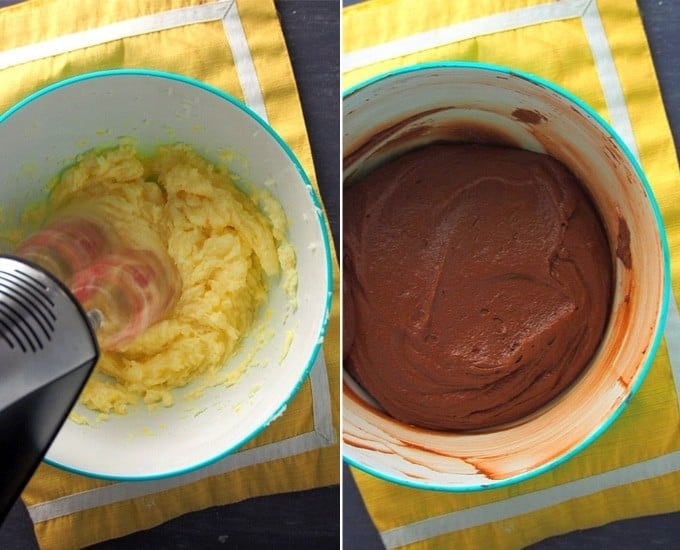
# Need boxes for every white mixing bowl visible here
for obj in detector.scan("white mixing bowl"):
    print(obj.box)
[0,69,332,480]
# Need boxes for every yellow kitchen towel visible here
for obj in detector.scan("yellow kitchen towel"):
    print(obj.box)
[343,0,680,548]
[0,0,339,548]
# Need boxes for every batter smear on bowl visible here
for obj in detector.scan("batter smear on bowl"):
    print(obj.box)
[343,143,613,431]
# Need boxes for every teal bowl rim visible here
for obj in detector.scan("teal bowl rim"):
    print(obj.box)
[1,68,334,482]
[342,60,671,492]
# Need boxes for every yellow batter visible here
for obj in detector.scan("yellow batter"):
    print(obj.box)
[41,144,296,414]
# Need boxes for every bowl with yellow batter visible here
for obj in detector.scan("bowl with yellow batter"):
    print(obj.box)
[0,69,332,479]
[342,62,669,490]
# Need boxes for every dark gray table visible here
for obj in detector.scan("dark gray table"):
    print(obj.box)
[0,1,340,548]
[342,0,680,548]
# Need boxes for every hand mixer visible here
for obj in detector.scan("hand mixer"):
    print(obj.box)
[0,214,180,523]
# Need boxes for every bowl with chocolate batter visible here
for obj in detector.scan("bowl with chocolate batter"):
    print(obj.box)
[342,62,669,490]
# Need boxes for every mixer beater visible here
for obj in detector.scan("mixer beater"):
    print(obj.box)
[16,213,181,349]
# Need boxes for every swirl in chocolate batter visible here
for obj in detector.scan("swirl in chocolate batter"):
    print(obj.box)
[343,144,612,431]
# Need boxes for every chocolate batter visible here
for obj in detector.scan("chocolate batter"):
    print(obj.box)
[344,143,612,431]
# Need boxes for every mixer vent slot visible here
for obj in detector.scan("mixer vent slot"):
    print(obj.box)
[0,268,56,353]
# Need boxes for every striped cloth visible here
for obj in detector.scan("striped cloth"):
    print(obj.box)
[343,0,680,548]
[0,1,340,548]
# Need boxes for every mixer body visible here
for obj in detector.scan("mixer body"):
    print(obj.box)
[0,256,99,524]
[0,209,181,522]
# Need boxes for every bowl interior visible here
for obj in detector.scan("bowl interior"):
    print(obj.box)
[342,64,667,490]
[0,70,332,479]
